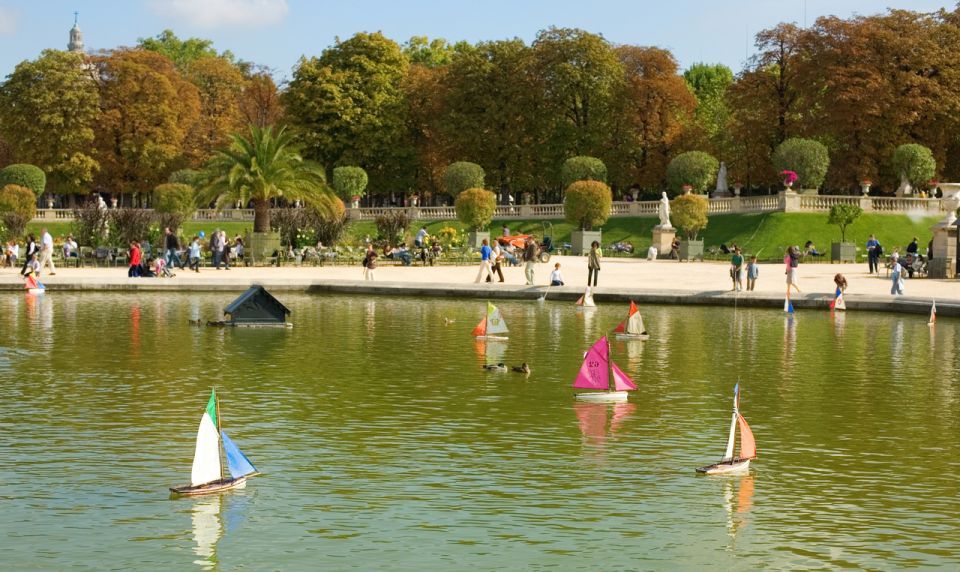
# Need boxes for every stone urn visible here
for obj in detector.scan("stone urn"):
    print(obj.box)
[46,197,55,209]
[733,184,742,197]
[939,183,960,226]
[110,197,118,208]
[861,182,872,195]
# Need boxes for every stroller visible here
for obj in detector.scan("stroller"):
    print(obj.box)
[154,257,175,278]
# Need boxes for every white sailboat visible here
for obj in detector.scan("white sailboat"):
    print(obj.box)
[472,302,509,340]
[696,383,757,475]
[575,286,596,307]
[171,389,259,496]
[928,300,937,326]
[572,335,637,403]
[613,301,649,340]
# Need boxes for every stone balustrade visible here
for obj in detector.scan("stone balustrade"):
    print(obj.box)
[32,193,952,223]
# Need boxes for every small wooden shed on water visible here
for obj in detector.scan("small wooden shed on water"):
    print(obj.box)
[223,285,291,327]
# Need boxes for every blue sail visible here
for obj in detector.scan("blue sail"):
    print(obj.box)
[220,430,257,479]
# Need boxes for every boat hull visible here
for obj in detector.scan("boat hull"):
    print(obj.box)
[696,459,751,475]
[614,333,649,341]
[26,289,45,295]
[170,476,249,496]
[475,335,509,341]
[575,391,629,403]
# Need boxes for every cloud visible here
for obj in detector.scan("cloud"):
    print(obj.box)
[0,5,19,36]
[148,0,288,29]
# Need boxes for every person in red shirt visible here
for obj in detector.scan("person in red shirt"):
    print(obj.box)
[128,240,142,277]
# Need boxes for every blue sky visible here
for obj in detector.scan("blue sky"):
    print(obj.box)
[0,0,953,81]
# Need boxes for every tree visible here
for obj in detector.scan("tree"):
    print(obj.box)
[402,36,468,68]
[0,50,100,195]
[684,63,734,160]
[772,138,830,189]
[138,30,235,72]
[332,166,369,201]
[443,162,485,198]
[0,164,46,196]
[666,151,719,195]
[532,28,623,183]
[283,32,411,195]
[564,180,612,230]
[239,71,283,128]
[184,56,246,162]
[196,125,330,232]
[892,144,936,188]
[670,193,709,240]
[608,46,697,191]
[455,187,497,231]
[561,156,607,188]
[152,183,195,231]
[92,49,201,199]
[0,184,36,239]
[828,203,862,242]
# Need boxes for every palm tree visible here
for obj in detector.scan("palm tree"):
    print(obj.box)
[196,125,330,232]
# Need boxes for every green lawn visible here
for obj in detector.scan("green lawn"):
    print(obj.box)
[26,212,941,261]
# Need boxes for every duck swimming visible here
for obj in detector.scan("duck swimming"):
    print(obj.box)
[482,363,508,372]
[512,363,531,374]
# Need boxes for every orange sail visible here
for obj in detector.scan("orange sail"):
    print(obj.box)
[737,414,757,460]
[471,317,486,337]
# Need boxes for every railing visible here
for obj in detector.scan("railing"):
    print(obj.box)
[30,193,952,223]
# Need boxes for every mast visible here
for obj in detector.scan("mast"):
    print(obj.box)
[607,336,614,392]
[215,387,225,481]
[722,386,739,461]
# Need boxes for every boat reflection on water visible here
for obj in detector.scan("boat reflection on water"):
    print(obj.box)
[574,401,637,447]
[723,475,755,547]
[782,315,796,372]
[473,339,507,365]
[190,494,222,570]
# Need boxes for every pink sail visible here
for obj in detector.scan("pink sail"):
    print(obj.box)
[573,336,609,389]
[611,362,637,391]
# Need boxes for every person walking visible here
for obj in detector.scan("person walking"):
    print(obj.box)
[188,236,202,273]
[362,244,377,280]
[219,230,231,270]
[523,237,538,285]
[731,246,744,291]
[475,239,493,283]
[163,227,183,269]
[487,240,505,283]
[210,228,224,269]
[890,259,904,295]
[38,228,56,276]
[587,241,602,287]
[785,245,801,295]
[20,233,38,277]
[866,234,881,274]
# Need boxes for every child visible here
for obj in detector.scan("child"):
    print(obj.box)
[747,255,759,291]
[730,246,744,291]
[834,273,847,293]
[549,262,564,286]
[890,260,904,295]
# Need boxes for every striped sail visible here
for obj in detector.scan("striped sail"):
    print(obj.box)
[191,390,222,486]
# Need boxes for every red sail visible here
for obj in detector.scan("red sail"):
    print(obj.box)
[737,414,757,460]
[471,317,486,337]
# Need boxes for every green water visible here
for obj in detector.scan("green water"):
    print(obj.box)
[1,293,958,570]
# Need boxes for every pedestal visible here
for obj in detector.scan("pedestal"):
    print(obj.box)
[652,226,675,258]
[929,222,957,277]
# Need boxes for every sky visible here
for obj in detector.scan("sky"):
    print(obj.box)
[0,0,954,82]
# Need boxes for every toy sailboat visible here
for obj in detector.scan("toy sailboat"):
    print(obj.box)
[829,287,845,311]
[170,389,259,496]
[697,383,757,475]
[575,286,596,307]
[573,335,637,402]
[472,302,509,340]
[928,300,936,326]
[613,301,649,340]
[24,272,45,295]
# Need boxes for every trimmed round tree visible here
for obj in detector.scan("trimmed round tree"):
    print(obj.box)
[666,151,719,196]
[671,193,709,240]
[892,144,936,188]
[455,187,497,231]
[0,184,38,239]
[443,162,485,199]
[332,166,369,202]
[153,183,195,232]
[561,156,607,189]
[0,164,46,197]
[772,138,830,190]
[564,180,613,230]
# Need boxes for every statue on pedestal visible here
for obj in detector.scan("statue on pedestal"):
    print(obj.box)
[658,192,672,228]
[715,162,728,195]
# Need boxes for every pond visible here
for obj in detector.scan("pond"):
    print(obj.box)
[1,293,957,569]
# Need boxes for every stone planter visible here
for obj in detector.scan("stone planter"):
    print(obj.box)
[570,230,602,255]
[678,239,704,261]
[831,242,857,263]
[245,231,282,265]
[467,231,490,249]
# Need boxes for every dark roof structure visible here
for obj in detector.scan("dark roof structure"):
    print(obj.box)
[223,285,291,327]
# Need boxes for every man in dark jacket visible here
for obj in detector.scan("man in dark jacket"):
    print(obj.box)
[164,227,183,269]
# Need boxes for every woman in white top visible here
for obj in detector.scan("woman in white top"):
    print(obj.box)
[549,263,564,286]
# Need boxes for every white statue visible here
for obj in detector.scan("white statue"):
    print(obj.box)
[716,162,728,194]
[658,192,672,228]
[896,173,913,197]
